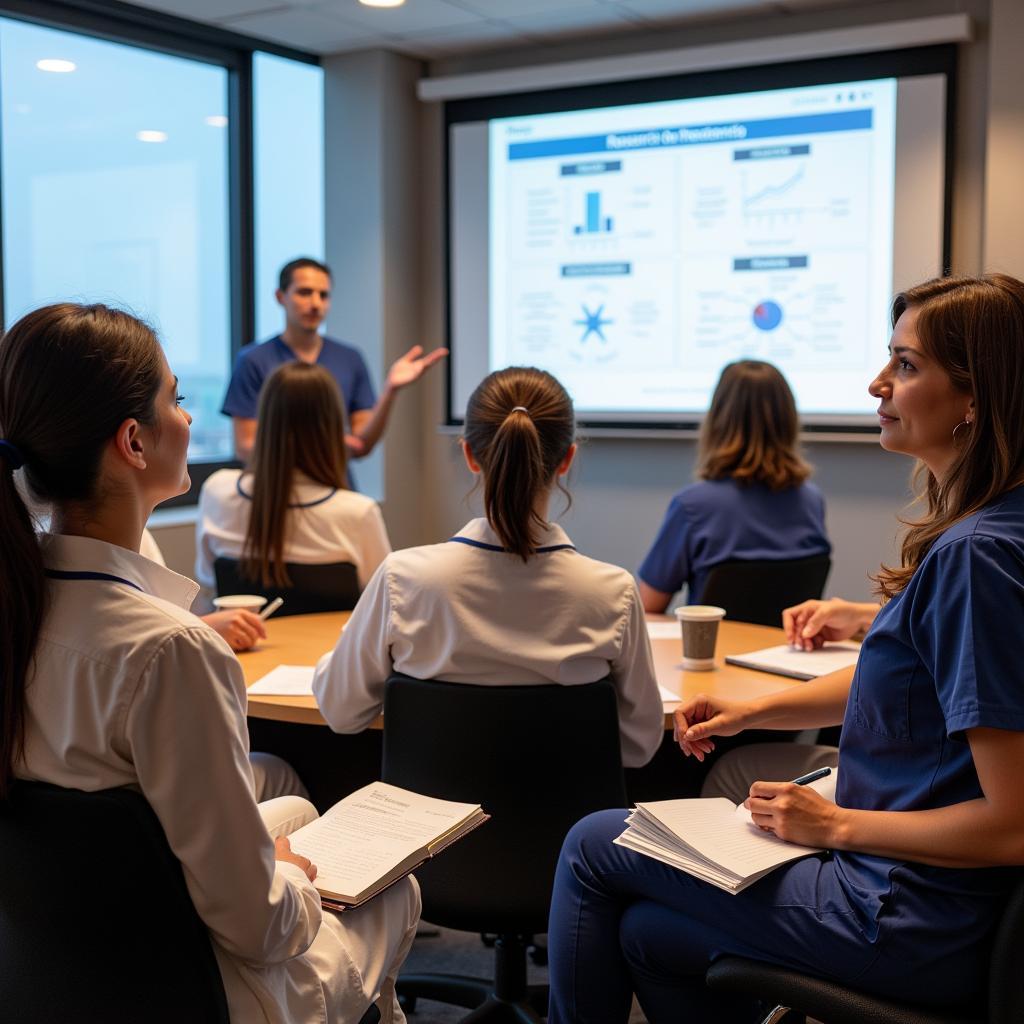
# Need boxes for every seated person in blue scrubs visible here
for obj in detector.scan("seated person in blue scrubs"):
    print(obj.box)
[638,359,830,612]
[547,274,1024,1023]
[222,257,447,463]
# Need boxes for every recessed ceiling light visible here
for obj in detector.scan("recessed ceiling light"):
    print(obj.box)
[359,0,406,7]
[136,130,168,143]
[205,115,229,128]
[36,59,76,73]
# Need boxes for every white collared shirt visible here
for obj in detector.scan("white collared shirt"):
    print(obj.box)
[195,469,391,591]
[21,533,354,1023]
[312,518,664,767]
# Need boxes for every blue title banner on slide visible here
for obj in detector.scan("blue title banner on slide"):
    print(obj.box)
[508,109,873,161]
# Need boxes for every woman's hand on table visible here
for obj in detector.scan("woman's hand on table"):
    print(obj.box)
[274,836,318,883]
[745,780,845,848]
[783,598,878,651]
[202,609,267,652]
[673,695,759,761]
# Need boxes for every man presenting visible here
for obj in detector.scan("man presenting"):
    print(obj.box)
[222,257,447,462]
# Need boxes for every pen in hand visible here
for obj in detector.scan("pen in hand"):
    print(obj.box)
[259,597,284,621]
[791,766,832,786]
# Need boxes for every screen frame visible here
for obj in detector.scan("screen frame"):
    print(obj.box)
[442,43,957,438]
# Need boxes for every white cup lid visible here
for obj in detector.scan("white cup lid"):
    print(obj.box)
[674,605,726,621]
[213,594,267,611]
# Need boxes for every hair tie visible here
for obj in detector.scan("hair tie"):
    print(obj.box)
[0,439,24,470]
[510,406,530,416]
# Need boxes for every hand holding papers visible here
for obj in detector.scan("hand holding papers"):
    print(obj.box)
[616,769,838,893]
[287,782,488,909]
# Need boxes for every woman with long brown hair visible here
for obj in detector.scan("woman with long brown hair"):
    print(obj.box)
[638,359,830,613]
[196,360,391,595]
[547,274,1024,1022]
[0,304,418,1023]
[312,365,664,769]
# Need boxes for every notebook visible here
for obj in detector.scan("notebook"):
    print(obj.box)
[725,642,861,681]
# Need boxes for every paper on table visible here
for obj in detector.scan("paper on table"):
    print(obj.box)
[659,684,682,707]
[247,664,315,696]
[646,621,682,640]
[725,643,860,681]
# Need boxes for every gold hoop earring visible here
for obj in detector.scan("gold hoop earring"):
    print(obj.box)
[952,420,972,444]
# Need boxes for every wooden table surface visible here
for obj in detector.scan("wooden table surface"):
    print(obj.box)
[240,612,803,728]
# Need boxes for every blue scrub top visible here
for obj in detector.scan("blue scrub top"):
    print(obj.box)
[828,485,1024,949]
[220,334,376,421]
[637,478,830,602]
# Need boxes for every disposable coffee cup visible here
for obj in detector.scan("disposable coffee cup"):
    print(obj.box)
[674,605,726,671]
[213,594,267,613]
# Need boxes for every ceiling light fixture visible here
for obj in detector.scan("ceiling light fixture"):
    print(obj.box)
[205,115,229,128]
[36,59,76,73]
[136,130,168,143]
[358,0,406,7]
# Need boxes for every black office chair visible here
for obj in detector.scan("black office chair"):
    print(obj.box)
[381,674,629,1024]
[214,556,361,615]
[699,554,832,628]
[705,875,1024,1024]
[0,780,229,1024]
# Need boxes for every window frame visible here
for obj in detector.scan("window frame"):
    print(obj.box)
[0,0,321,505]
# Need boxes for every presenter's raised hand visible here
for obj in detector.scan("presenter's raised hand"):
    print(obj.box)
[386,345,449,391]
[673,695,756,761]
[783,598,878,651]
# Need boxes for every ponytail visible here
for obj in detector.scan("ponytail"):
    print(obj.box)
[0,466,44,798]
[0,303,163,798]
[464,368,575,562]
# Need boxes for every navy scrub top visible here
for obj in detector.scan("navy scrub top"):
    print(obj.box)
[638,478,830,602]
[221,334,376,421]
[824,486,1024,977]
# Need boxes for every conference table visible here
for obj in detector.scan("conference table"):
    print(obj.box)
[239,611,808,807]
[240,611,803,728]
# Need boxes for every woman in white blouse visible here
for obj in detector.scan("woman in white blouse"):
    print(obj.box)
[0,303,418,1024]
[313,366,664,768]
[196,361,391,596]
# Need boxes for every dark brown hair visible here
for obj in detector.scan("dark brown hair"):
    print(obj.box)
[697,359,811,490]
[874,274,1024,600]
[241,362,349,587]
[0,304,163,798]
[279,257,331,292]
[463,367,575,562]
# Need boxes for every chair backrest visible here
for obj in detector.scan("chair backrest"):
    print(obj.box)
[381,675,628,934]
[699,554,831,627]
[988,874,1024,1023]
[0,781,229,1024]
[214,556,361,615]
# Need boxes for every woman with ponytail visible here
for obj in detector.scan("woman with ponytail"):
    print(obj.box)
[0,304,418,1023]
[313,366,663,768]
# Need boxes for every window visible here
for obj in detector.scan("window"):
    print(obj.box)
[253,51,325,343]
[0,15,233,459]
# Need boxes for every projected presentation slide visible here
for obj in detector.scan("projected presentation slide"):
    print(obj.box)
[488,79,897,418]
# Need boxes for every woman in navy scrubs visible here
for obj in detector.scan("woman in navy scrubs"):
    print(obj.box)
[547,274,1024,1023]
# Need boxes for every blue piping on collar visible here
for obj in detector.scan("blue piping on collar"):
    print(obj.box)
[447,536,576,554]
[45,569,144,592]
[236,475,337,509]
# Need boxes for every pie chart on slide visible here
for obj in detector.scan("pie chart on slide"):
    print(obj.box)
[753,300,783,331]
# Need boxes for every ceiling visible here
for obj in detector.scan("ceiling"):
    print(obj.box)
[122,0,861,59]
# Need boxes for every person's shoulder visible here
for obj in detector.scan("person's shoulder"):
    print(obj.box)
[669,478,737,513]
[321,336,366,365]
[325,488,381,517]
[936,486,1024,553]
[235,335,284,370]
[199,468,243,504]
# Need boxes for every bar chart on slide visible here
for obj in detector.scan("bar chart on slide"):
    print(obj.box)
[574,191,613,235]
